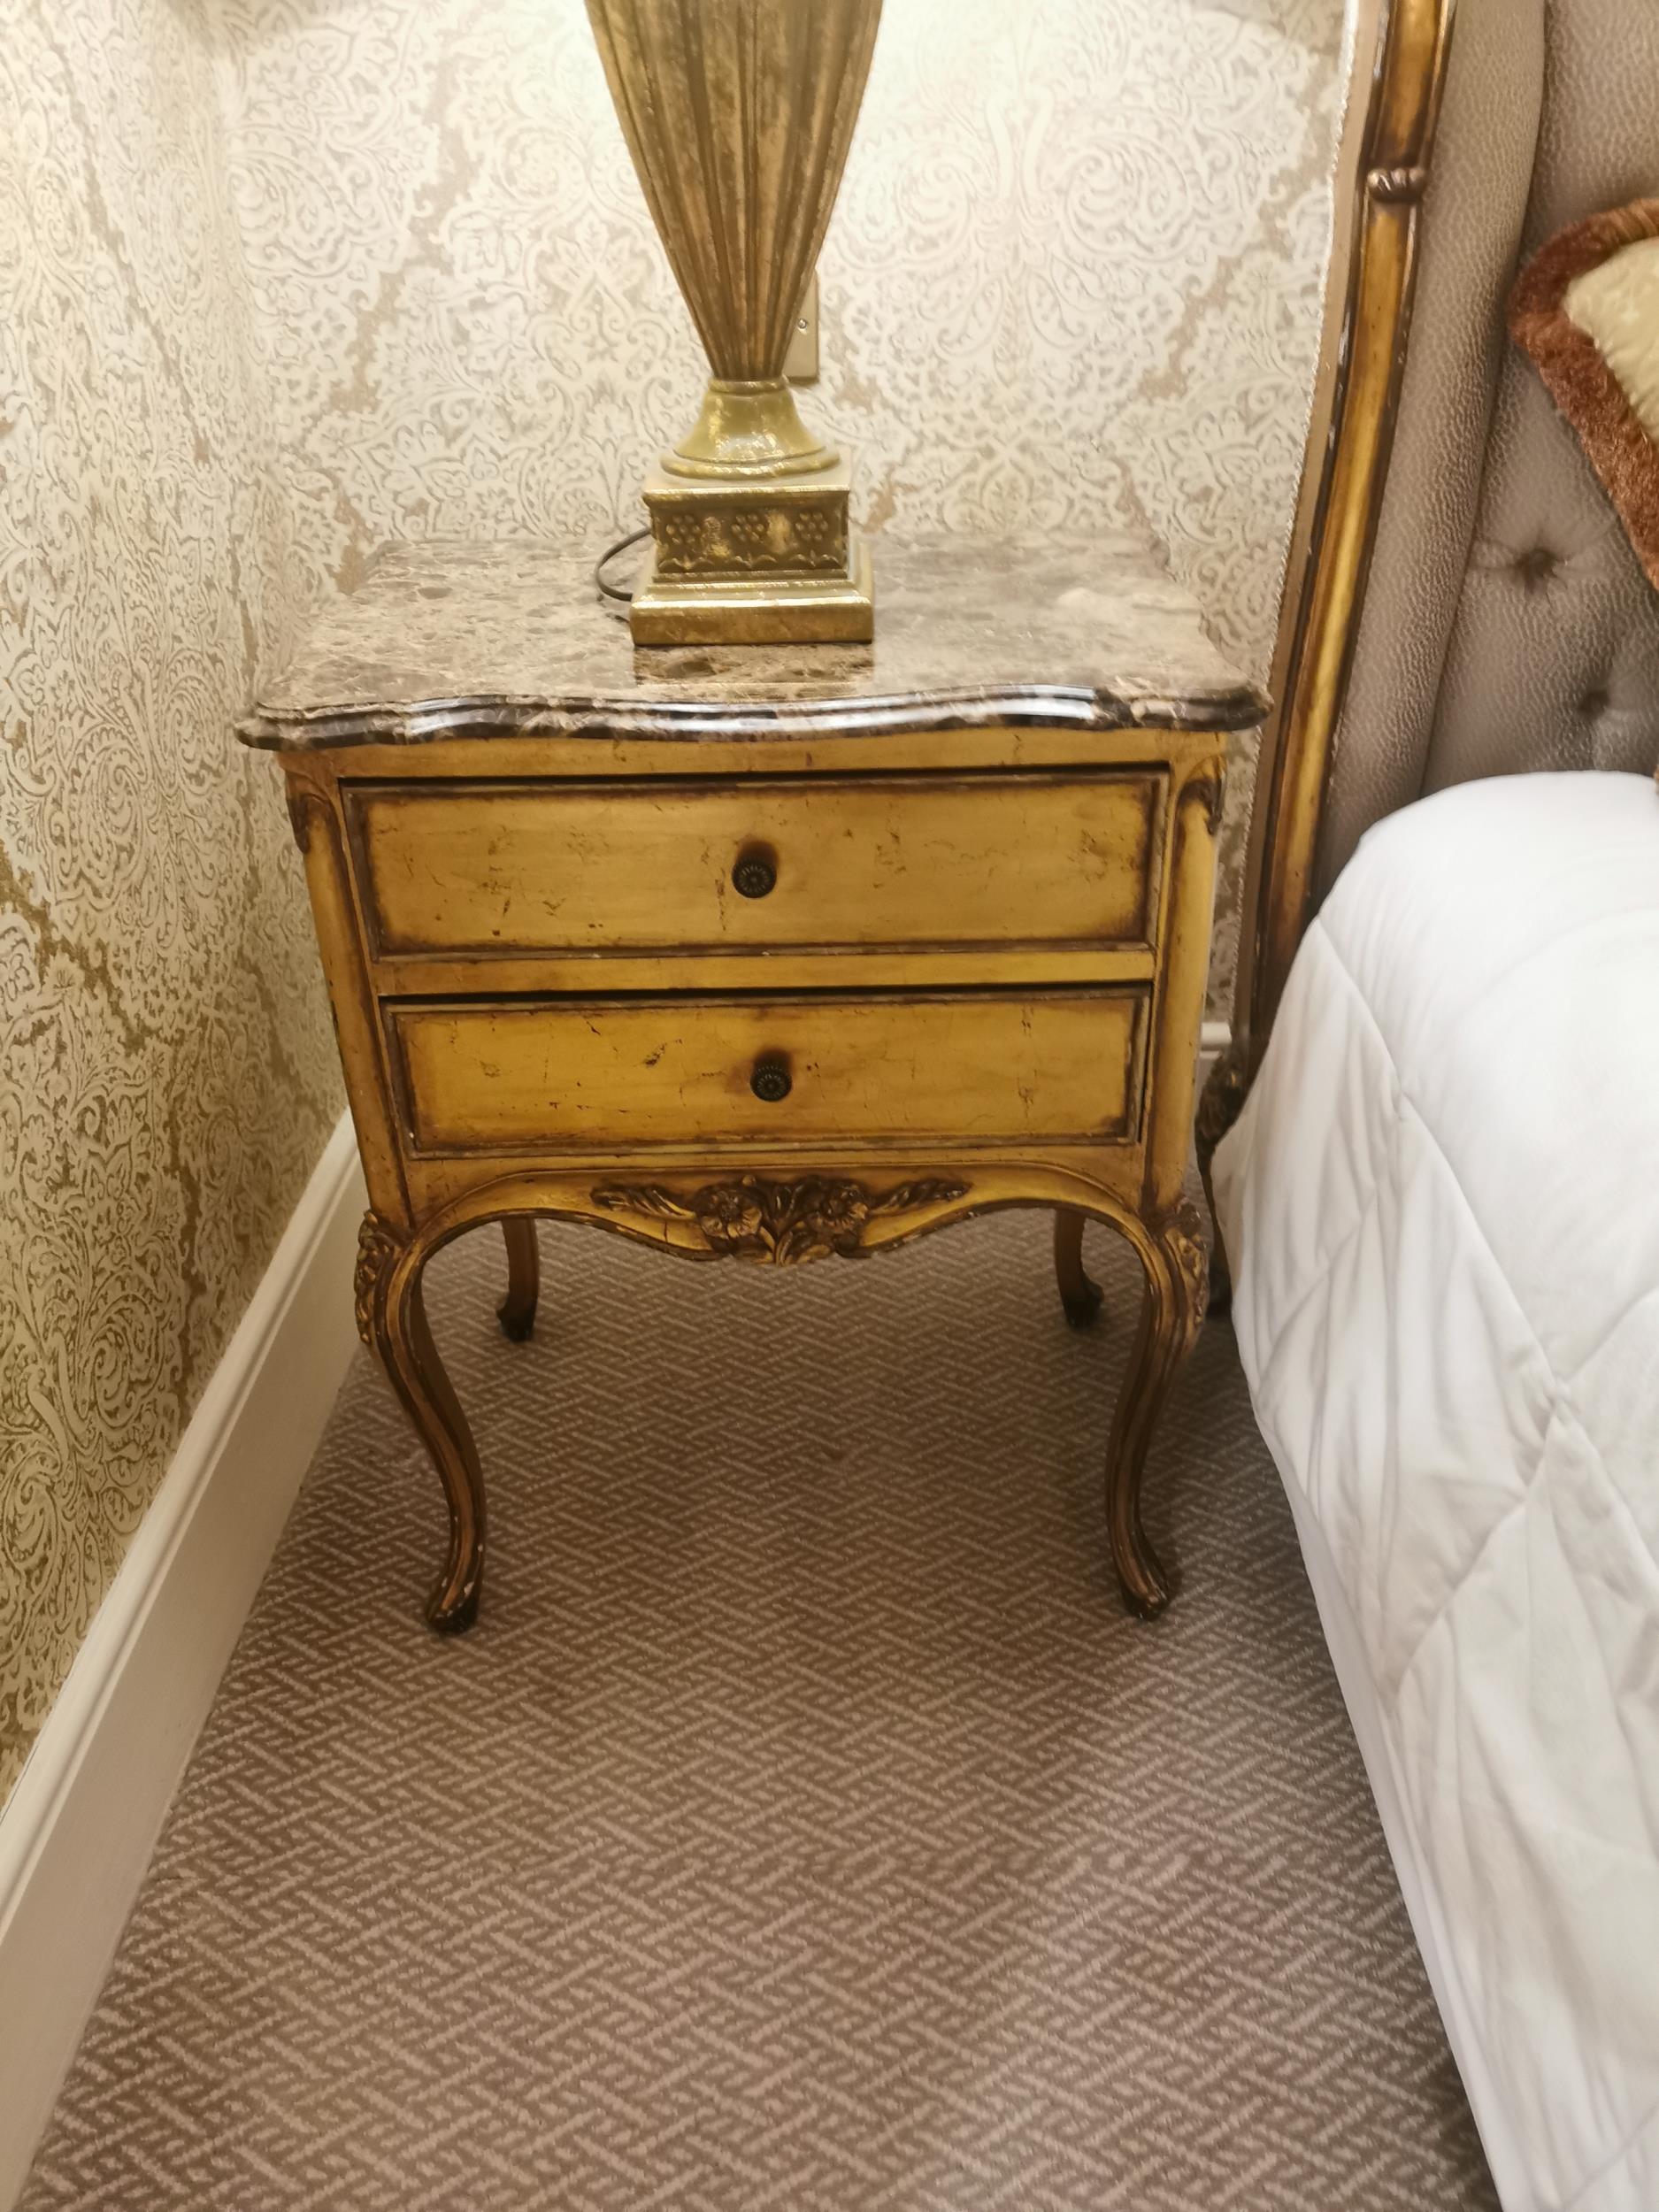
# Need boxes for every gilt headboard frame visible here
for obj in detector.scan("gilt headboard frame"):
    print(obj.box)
[1215,0,1460,1123]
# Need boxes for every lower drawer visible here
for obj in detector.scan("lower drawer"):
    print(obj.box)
[388,990,1147,1154]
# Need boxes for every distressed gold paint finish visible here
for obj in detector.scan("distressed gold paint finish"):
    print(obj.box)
[495,1219,542,1342]
[1228,0,1458,1080]
[1202,0,1456,1287]
[1053,1210,1106,1329]
[254,531,1245,1628]
[591,1175,971,1265]
[389,991,1148,1155]
[349,772,1163,957]
[585,0,883,642]
[355,1214,402,1347]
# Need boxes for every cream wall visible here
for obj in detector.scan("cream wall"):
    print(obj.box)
[0,4,340,1807]
[1,0,1343,1809]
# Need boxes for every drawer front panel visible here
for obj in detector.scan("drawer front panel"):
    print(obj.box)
[390,991,1147,1154]
[352,772,1162,957]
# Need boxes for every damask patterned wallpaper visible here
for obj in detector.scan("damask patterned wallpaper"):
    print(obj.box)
[1,0,1344,1810]
[0,2,340,1806]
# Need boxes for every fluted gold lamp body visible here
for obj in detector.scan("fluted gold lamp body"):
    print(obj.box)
[586,0,882,645]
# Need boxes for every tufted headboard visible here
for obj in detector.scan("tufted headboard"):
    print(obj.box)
[1226,0,1659,1095]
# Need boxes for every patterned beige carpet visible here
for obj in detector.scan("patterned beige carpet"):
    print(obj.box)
[21,1211,1498,2210]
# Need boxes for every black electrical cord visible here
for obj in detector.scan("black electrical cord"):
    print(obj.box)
[594,526,651,605]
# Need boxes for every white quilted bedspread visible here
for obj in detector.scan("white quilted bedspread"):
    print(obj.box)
[1215,773,1659,2212]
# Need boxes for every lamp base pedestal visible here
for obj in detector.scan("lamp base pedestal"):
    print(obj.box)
[630,541,876,647]
[630,460,876,647]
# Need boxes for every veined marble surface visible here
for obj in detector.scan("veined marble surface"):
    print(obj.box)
[244,534,1265,748]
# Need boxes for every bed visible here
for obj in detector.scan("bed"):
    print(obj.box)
[1205,4,1659,2208]
[1215,772,1659,2209]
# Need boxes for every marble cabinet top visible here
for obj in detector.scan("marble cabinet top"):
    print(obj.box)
[241,533,1265,749]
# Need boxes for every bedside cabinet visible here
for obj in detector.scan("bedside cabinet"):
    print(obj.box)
[242,534,1263,1632]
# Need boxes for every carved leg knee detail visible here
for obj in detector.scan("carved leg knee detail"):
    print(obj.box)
[1054,1210,1104,1330]
[357,1211,488,1633]
[1103,1203,1209,1619]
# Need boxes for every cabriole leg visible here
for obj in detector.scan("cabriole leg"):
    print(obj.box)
[1053,1210,1103,1330]
[357,1213,488,1634]
[497,1217,541,1342]
[1103,1203,1209,1619]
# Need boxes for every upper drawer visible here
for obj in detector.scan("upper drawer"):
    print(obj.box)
[347,772,1163,958]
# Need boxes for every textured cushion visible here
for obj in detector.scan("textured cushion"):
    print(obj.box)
[1511,201,1659,591]
[1315,0,1659,903]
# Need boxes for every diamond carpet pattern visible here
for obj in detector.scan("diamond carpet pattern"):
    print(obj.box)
[21,1211,1498,2209]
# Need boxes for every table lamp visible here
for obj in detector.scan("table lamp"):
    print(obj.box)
[585,0,882,646]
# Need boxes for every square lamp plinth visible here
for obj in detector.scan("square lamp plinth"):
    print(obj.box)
[630,458,876,647]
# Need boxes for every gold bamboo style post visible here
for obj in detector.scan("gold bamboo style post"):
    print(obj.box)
[586,0,883,645]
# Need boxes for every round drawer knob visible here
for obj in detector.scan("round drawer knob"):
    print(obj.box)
[750,1057,793,1104]
[733,849,778,901]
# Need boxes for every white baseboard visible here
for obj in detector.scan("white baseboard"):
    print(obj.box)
[0,1114,365,2210]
